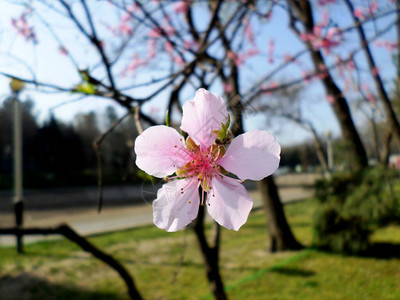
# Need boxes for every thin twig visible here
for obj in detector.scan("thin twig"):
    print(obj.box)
[193,198,227,300]
[134,106,144,134]
[94,111,131,213]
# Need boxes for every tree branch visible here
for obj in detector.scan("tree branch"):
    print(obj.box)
[0,225,143,300]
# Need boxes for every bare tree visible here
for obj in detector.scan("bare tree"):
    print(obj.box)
[287,0,368,171]
[1,0,398,298]
[255,84,330,175]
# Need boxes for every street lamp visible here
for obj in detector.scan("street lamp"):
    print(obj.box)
[10,78,25,253]
[326,130,334,172]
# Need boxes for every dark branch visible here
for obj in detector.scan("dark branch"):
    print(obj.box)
[0,225,143,300]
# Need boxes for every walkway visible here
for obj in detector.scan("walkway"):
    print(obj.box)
[0,173,319,246]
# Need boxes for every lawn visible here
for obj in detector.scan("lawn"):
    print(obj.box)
[0,199,399,300]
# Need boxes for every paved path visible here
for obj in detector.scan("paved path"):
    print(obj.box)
[0,174,319,246]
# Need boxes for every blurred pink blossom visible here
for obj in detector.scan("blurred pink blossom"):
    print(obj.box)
[318,0,336,6]
[223,83,233,93]
[148,39,156,58]
[375,40,398,52]
[11,12,37,43]
[326,94,335,104]
[353,7,365,19]
[372,67,379,76]
[122,54,148,77]
[58,46,68,56]
[268,39,275,64]
[174,1,189,14]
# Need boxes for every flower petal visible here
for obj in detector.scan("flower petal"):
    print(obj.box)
[181,88,228,149]
[207,176,252,231]
[134,125,189,177]
[153,178,200,232]
[218,129,280,181]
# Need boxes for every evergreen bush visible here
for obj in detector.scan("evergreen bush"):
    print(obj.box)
[313,167,400,254]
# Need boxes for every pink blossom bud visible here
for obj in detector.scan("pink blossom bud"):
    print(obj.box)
[326,94,335,104]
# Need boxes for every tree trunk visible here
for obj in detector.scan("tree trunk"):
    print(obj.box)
[381,129,393,165]
[227,91,302,252]
[217,13,301,253]
[258,176,303,252]
[288,0,368,172]
[193,205,227,300]
[229,100,303,252]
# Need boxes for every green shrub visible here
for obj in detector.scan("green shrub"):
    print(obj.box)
[313,166,400,254]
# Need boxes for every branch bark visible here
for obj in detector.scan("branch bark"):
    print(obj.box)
[193,204,227,300]
[344,0,400,147]
[288,0,368,171]
[0,224,143,300]
[257,176,303,252]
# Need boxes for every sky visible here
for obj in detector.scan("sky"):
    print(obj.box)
[0,0,397,146]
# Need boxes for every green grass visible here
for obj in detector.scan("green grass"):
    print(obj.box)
[1,199,399,299]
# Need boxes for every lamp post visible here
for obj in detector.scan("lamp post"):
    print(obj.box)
[326,130,334,172]
[10,78,25,254]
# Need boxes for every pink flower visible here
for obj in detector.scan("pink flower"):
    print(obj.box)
[126,4,138,13]
[149,28,162,38]
[369,1,378,14]
[317,63,328,79]
[318,0,336,6]
[227,51,243,66]
[119,23,133,36]
[366,92,376,104]
[58,46,69,56]
[165,41,174,54]
[319,10,329,27]
[353,7,365,19]
[119,15,133,36]
[172,55,185,66]
[242,19,255,46]
[362,84,376,104]
[283,54,293,62]
[262,81,278,95]
[300,33,313,42]
[347,59,355,71]
[268,39,275,64]
[123,54,148,77]
[148,39,156,58]
[344,78,351,92]
[326,94,335,104]
[134,89,280,231]
[11,12,37,43]
[375,40,397,53]
[310,27,342,54]
[174,1,189,14]
[372,66,379,76]
[223,83,233,93]
[301,70,313,83]
[182,39,199,52]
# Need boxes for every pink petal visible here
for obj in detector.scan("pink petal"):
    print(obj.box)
[218,130,280,181]
[181,89,228,149]
[207,176,253,231]
[153,178,200,232]
[134,125,189,177]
